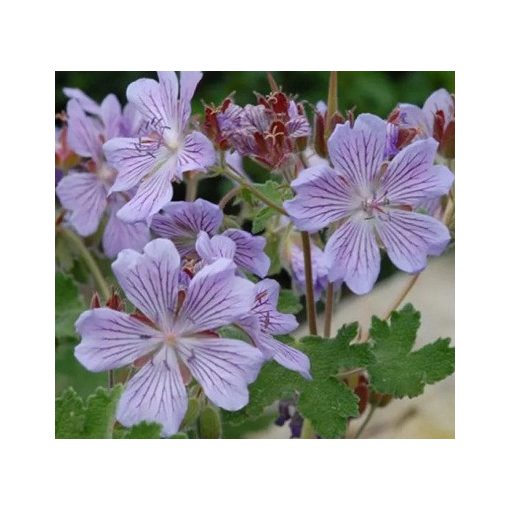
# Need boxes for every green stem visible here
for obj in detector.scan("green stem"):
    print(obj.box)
[300,231,318,335]
[327,71,338,133]
[219,186,240,210]
[220,164,288,216]
[323,282,334,337]
[353,402,378,439]
[58,227,110,301]
[185,173,199,202]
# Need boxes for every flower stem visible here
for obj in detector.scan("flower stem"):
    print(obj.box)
[221,164,288,216]
[327,71,338,131]
[300,231,318,335]
[57,227,110,301]
[185,172,199,202]
[57,227,114,388]
[323,282,335,337]
[219,186,240,210]
[353,401,378,439]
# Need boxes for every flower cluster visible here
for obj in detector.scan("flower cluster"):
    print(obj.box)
[56,72,455,437]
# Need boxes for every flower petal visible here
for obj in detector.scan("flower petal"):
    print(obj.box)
[127,77,172,127]
[255,333,311,379]
[177,131,216,175]
[177,337,264,411]
[100,94,122,139]
[150,199,223,256]
[63,88,100,115]
[327,114,386,190]
[325,218,381,295]
[66,99,103,163]
[379,138,454,205]
[102,199,151,259]
[196,232,237,263]
[223,229,270,277]
[104,137,168,193]
[178,258,254,334]
[112,238,181,329]
[117,346,187,437]
[395,103,430,137]
[75,308,163,371]
[423,88,455,132]
[56,172,107,236]
[115,157,177,223]
[284,165,355,232]
[290,242,328,301]
[375,210,450,273]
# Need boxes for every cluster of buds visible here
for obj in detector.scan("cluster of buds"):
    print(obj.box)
[203,90,311,170]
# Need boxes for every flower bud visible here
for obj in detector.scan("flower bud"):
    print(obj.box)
[198,405,223,439]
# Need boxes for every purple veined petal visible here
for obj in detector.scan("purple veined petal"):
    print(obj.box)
[286,102,311,137]
[254,333,311,379]
[222,229,270,278]
[225,150,247,183]
[100,94,122,139]
[177,71,202,126]
[325,217,381,295]
[63,88,100,115]
[417,196,443,219]
[66,99,104,163]
[328,116,386,190]
[117,346,187,437]
[177,337,265,411]
[242,104,270,132]
[102,197,152,259]
[290,242,329,302]
[112,238,181,329]
[375,209,450,273]
[395,104,430,138]
[176,131,216,176]
[115,156,177,223]
[104,137,169,194]
[75,308,163,372]
[127,77,173,129]
[196,232,237,264]
[156,72,179,127]
[177,258,254,334]
[379,138,454,206]
[284,165,356,232]
[121,102,145,137]
[56,172,108,236]
[150,199,223,256]
[422,88,455,133]
[250,279,298,335]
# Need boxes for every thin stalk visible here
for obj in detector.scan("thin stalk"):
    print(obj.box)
[57,227,110,301]
[383,272,421,321]
[353,402,378,439]
[57,226,113,387]
[327,71,338,132]
[323,282,335,337]
[300,231,318,335]
[219,186,240,210]
[185,173,199,201]
[221,164,288,216]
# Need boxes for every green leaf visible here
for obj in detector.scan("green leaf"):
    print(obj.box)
[82,385,123,439]
[265,232,282,275]
[55,387,86,439]
[277,289,303,314]
[169,432,189,439]
[55,385,122,439]
[55,272,85,339]
[252,206,276,234]
[124,421,162,439]
[367,304,455,398]
[198,406,223,439]
[224,324,372,438]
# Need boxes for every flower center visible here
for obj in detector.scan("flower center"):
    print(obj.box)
[360,195,389,218]
[97,164,116,185]
[165,332,178,346]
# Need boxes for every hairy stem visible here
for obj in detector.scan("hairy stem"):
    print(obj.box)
[327,71,338,132]
[323,282,335,337]
[300,231,318,335]
[58,227,110,301]
[221,164,288,216]
[219,186,240,210]
[353,401,378,439]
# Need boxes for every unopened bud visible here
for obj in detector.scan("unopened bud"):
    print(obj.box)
[89,292,101,309]
[198,405,222,439]
[181,398,201,429]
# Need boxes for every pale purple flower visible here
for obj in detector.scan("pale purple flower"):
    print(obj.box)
[284,114,454,295]
[152,199,270,277]
[236,279,310,379]
[75,239,265,436]
[289,241,329,302]
[56,93,151,258]
[103,72,216,223]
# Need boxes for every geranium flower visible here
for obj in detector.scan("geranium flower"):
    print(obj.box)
[152,199,270,277]
[56,92,150,258]
[75,239,265,436]
[103,72,216,223]
[284,114,454,294]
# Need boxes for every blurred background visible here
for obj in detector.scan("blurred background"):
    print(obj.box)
[55,71,454,438]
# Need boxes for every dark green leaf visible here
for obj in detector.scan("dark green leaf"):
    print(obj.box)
[277,289,303,314]
[124,421,162,439]
[55,272,85,339]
